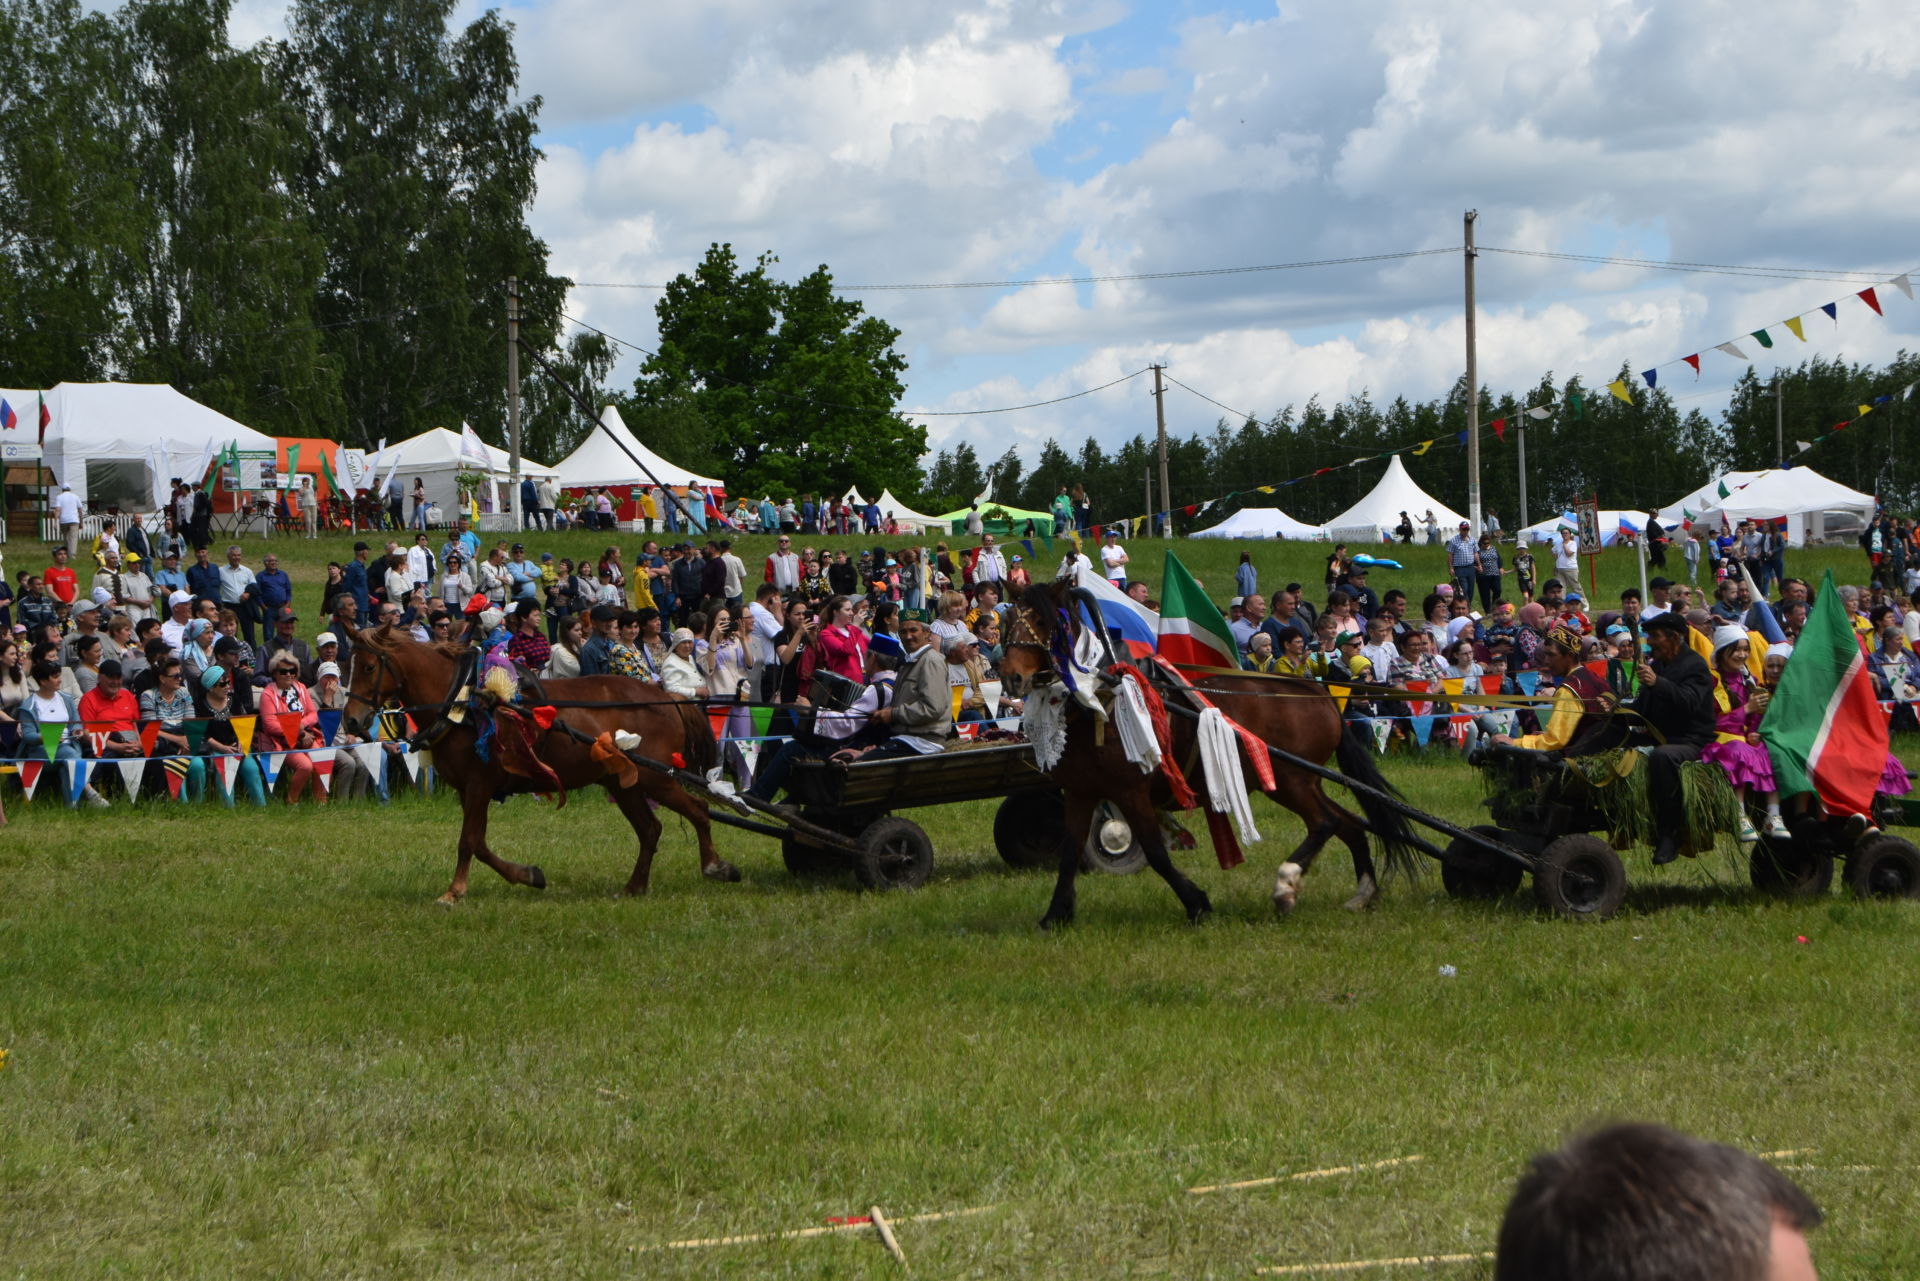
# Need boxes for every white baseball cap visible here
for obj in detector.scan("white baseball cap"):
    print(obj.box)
[168,589,193,607]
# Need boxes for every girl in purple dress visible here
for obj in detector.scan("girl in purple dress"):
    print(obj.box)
[1702,627,1788,842]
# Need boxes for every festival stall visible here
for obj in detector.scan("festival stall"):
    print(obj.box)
[1319,456,1467,543]
[550,406,724,525]
[1189,506,1325,540]
[1658,467,1875,546]
[33,382,279,515]
[874,488,945,534]
[936,503,1057,537]
[373,426,558,522]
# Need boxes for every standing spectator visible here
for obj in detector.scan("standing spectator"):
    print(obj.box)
[671,543,705,627]
[44,546,78,610]
[438,553,474,608]
[1474,534,1507,612]
[1644,509,1669,568]
[536,475,560,531]
[253,551,292,622]
[152,547,188,599]
[185,545,222,605]
[1071,484,1091,532]
[1100,530,1130,589]
[53,483,83,558]
[718,539,746,612]
[474,545,510,608]
[964,503,984,538]
[765,535,800,596]
[1235,552,1257,603]
[389,474,408,531]
[809,595,870,682]
[506,543,541,606]
[1445,521,1478,601]
[519,475,539,531]
[746,582,785,702]
[404,531,436,592]
[342,541,373,625]
[1422,509,1440,545]
[971,533,1007,591]
[381,554,411,614]
[1553,523,1580,584]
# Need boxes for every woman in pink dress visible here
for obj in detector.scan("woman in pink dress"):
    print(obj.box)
[1701,627,1785,841]
[808,595,869,682]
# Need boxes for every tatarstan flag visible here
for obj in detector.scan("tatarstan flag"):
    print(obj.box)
[1156,550,1237,669]
[1759,570,1886,818]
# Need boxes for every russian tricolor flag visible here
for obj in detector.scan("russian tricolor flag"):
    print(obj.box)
[1075,567,1159,658]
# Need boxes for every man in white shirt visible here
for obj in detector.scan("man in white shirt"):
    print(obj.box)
[474,546,511,606]
[159,590,194,656]
[718,538,746,609]
[536,477,559,531]
[964,504,984,537]
[218,545,260,644]
[54,483,83,557]
[764,536,800,594]
[1554,526,1580,578]
[1100,530,1129,588]
[746,582,785,700]
[971,533,1007,588]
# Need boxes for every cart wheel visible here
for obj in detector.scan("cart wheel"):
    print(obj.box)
[1532,834,1626,921]
[994,791,1069,869]
[853,817,934,891]
[1440,825,1526,900]
[1749,832,1834,897]
[1846,834,1920,901]
[781,832,843,879]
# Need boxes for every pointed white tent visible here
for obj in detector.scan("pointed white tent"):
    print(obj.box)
[1518,510,1645,548]
[840,485,867,508]
[1696,467,1876,547]
[552,406,724,492]
[1190,506,1326,540]
[36,382,280,508]
[1320,456,1467,544]
[874,488,944,533]
[1655,471,1770,532]
[374,427,556,516]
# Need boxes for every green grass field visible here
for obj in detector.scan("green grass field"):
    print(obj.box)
[2,525,1911,1278]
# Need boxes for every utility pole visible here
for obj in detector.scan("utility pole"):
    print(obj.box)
[1516,415,1529,531]
[1773,373,1784,468]
[1463,210,1481,536]
[1153,363,1171,538]
[1143,466,1153,536]
[506,275,522,529]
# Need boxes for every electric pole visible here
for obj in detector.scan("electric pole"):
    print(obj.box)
[1153,363,1171,538]
[1516,415,1529,531]
[506,276,522,529]
[1463,210,1481,536]
[1774,374,1784,468]
[1143,466,1153,537]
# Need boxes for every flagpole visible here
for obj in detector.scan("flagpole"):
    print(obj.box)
[506,276,523,530]
[1463,210,1482,537]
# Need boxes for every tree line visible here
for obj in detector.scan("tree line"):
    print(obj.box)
[921,354,1920,530]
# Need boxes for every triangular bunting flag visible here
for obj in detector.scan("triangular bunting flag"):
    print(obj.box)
[1442,677,1465,699]
[1569,391,1584,418]
[354,742,386,798]
[706,705,730,742]
[1715,342,1749,361]
[402,748,422,782]
[1490,418,1506,440]
[1516,671,1541,696]
[116,757,144,801]
[278,713,303,750]
[1892,274,1913,301]
[310,748,335,794]
[65,758,92,806]
[1750,329,1774,349]
[258,751,285,790]
[1607,379,1632,404]
[84,726,112,757]
[215,754,239,800]
[1411,439,1435,456]
[318,708,342,746]
[1683,354,1700,376]
[19,760,43,801]
[1527,405,1552,420]
[1586,659,1609,682]
[162,755,191,800]
[1858,287,1882,315]
[1717,481,1732,499]
[1859,405,1873,418]
[748,704,776,738]
[0,398,14,431]
[183,720,208,753]
[1327,683,1350,712]
[39,723,63,761]
[1410,713,1434,747]
[1821,302,1838,323]
[232,715,257,754]
[1783,316,1806,342]
[1480,674,1503,697]
[140,721,162,756]
[1641,369,1657,388]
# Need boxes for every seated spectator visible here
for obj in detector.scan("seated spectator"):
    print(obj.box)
[137,655,207,802]
[311,661,372,801]
[661,628,703,697]
[258,655,325,805]
[197,665,266,806]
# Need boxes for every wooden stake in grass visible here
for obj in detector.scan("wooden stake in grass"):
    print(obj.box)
[1188,1154,1423,1195]
[1255,1249,1492,1275]
[870,1205,908,1270]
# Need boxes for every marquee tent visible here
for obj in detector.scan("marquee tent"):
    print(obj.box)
[1190,506,1325,540]
[1518,510,1645,549]
[33,382,280,510]
[936,503,1057,536]
[1320,456,1467,543]
[874,488,944,534]
[1690,467,1875,547]
[552,407,723,492]
[372,426,557,517]
[1654,471,1770,533]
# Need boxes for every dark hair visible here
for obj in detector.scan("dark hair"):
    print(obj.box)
[1495,1122,1820,1281]
[1619,587,1642,603]
[1326,589,1352,611]
[616,610,642,629]
[76,634,101,659]
[1422,593,1448,620]
[756,581,780,601]
[30,659,62,684]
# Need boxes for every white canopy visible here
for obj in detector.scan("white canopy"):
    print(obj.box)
[1518,510,1645,549]
[1190,506,1326,540]
[1320,456,1467,544]
[1696,467,1876,547]
[552,406,724,492]
[841,485,867,508]
[1654,471,1770,533]
[874,487,944,533]
[33,382,280,509]
[373,426,556,516]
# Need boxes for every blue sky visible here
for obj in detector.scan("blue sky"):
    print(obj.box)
[224,0,1920,466]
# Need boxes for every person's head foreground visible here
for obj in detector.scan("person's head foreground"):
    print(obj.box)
[1495,1122,1821,1281]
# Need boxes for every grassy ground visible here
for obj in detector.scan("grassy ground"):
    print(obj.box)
[2,524,1905,1277]
[4,749,1918,1278]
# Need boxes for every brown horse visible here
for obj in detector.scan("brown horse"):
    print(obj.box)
[343,624,740,903]
[1002,580,1420,928]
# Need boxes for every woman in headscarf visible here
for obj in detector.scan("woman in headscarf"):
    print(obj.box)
[1700,625,1786,842]
[1514,601,1549,669]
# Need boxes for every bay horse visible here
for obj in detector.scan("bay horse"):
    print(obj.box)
[1002,579,1421,928]
[343,623,740,903]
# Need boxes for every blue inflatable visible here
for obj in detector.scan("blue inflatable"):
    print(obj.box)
[1351,553,1403,570]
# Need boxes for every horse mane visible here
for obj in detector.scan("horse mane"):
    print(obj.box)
[1018,581,1069,639]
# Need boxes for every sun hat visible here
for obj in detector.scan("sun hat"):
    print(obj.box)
[317,661,341,680]
[200,665,227,691]
[670,627,696,646]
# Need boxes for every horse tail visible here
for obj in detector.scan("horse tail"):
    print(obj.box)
[677,695,719,777]
[1334,721,1424,883]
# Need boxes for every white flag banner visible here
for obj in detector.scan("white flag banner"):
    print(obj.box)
[1715,342,1749,362]
[339,448,372,492]
[216,754,239,800]
[459,422,493,469]
[1892,273,1914,301]
[116,757,145,801]
[402,747,422,782]
[1526,405,1553,420]
[258,750,285,791]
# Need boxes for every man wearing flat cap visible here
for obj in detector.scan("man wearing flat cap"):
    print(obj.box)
[1635,610,1718,864]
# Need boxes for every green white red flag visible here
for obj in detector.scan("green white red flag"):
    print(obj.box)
[1758,569,1886,817]
[1156,550,1237,669]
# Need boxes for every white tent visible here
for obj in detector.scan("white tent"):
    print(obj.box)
[1518,510,1645,549]
[551,406,724,492]
[1190,506,1325,540]
[37,382,280,509]
[874,487,944,534]
[1320,456,1467,543]
[841,485,867,508]
[374,426,556,517]
[1655,471,1769,533]
[1697,467,1876,547]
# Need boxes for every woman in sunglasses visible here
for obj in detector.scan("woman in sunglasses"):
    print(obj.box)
[257,658,325,805]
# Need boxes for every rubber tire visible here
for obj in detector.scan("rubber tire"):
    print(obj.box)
[1749,833,1834,897]
[852,817,935,891]
[1846,834,1920,901]
[781,832,843,879]
[994,791,1069,869]
[1532,834,1627,921]
[1440,825,1526,900]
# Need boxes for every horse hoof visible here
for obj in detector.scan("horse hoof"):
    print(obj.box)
[1039,912,1072,931]
[704,860,742,883]
[526,865,547,890]
[435,892,463,907]
[1186,894,1213,924]
[1272,862,1304,917]
[1343,876,1378,912]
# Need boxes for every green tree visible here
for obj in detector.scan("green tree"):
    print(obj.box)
[634,243,922,498]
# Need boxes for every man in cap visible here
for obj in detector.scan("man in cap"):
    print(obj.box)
[208,636,258,713]
[747,632,904,803]
[1493,624,1617,756]
[863,617,952,760]
[61,599,104,668]
[259,607,315,685]
[152,548,187,597]
[578,603,620,677]
[1635,610,1719,864]
[1446,520,1479,601]
[1645,576,1674,618]
[159,589,195,656]
[1344,563,1379,619]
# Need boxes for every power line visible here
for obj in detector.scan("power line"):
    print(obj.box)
[1477,246,1903,283]
[561,310,1151,418]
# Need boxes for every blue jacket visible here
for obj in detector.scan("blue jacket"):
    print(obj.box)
[186,562,223,602]
[341,559,371,616]
[255,569,294,614]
